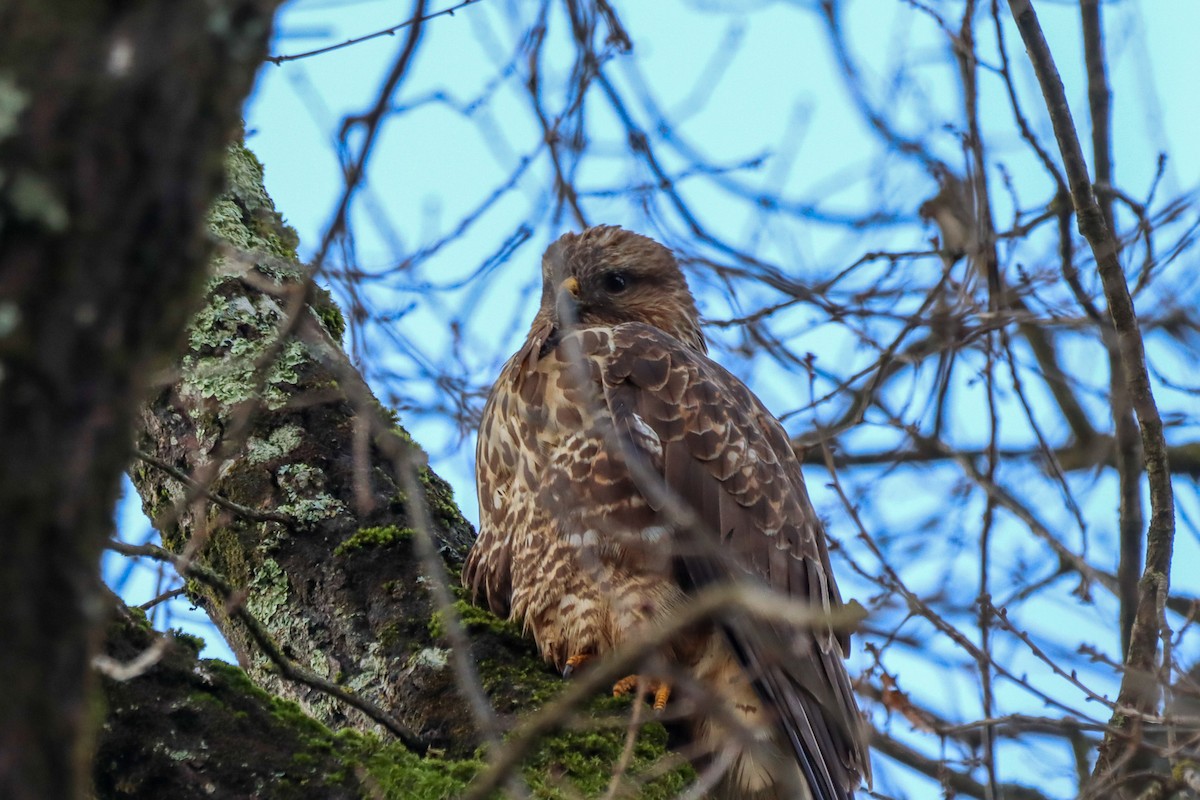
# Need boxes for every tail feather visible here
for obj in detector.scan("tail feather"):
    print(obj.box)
[685,629,859,800]
[723,620,862,800]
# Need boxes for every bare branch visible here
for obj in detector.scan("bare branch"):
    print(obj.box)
[1005,1,1177,790]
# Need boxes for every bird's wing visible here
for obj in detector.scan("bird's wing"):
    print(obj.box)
[463,342,534,618]
[595,322,868,800]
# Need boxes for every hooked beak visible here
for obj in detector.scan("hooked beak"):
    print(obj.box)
[555,276,581,323]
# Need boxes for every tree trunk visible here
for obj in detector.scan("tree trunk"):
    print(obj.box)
[0,3,281,798]
[128,142,482,749]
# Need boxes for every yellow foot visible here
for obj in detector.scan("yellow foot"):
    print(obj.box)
[612,675,672,711]
[563,653,594,678]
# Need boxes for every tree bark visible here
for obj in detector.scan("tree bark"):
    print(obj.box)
[0,3,281,798]
[97,599,368,800]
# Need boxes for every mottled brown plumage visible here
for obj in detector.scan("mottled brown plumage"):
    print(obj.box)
[463,226,869,799]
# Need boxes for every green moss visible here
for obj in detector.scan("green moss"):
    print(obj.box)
[126,606,151,630]
[311,284,346,342]
[335,525,415,557]
[197,658,343,767]
[429,600,521,642]
[351,741,484,799]
[183,689,227,711]
[205,659,273,701]
[195,632,689,798]
[202,678,488,800]
[374,417,429,466]
[208,665,381,792]
[455,612,693,797]
[478,658,561,710]
[419,466,470,532]
[202,526,256,591]
[377,622,401,649]
[170,629,206,655]
[523,717,692,798]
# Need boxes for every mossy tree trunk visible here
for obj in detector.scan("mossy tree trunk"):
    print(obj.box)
[0,3,281,799]
[128,142,482,749]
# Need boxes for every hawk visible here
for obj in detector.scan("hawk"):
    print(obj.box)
[463,226,869,799]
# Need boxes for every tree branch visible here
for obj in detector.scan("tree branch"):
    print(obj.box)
[1006,1,1177,792]
[1080,0,1145,664]
[812,437,1200,479]
[871,728,1053,800]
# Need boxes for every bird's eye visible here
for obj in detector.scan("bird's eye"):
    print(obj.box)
[603,271,631,294]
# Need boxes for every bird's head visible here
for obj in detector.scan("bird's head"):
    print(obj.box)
[534,226,706,353]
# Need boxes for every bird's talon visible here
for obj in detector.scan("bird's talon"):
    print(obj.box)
[563,653,593,678]
[653,683,671,711]
[612,674,640,697]
[612,674,671,711]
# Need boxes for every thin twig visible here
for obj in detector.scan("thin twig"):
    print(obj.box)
[136,586,188,611]
[133,448,294,525]
[267,0,483,64]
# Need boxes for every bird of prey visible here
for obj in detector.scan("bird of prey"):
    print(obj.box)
[463,226,869,799]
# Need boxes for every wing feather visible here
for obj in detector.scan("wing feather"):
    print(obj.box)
[462,377,516,617]
[599,323,868,798]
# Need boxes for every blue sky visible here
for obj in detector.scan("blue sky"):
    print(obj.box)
[107,1,1200,797]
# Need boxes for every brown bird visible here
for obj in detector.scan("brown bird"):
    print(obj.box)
[463,226,869,799]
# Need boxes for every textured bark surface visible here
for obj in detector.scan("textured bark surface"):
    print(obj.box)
[97,602,368,800]
[128,142,483,748]
[117,146,691,798]
[0,3,281,798]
